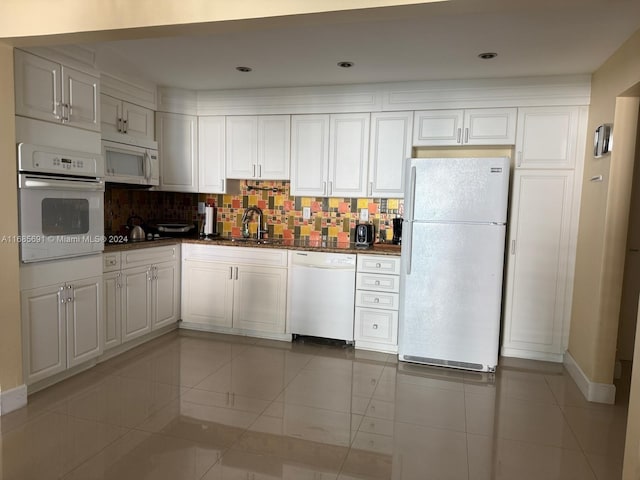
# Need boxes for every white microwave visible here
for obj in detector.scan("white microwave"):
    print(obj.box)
[102,140,159,186]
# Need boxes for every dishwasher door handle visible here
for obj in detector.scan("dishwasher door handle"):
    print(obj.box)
[292,264,354,271]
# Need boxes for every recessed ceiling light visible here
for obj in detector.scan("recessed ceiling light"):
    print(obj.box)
[236,66,253,72]
[337,61,355,68]
[477,52,498,60]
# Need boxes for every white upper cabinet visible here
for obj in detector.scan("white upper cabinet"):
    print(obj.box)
[198,116,226,193]
[368,111,413,198]
[412,110,463,146]
[515,106,582,169]
[413,108,516,146]
[291,113,369,197]
[226,116,257,179]
[15,50,100,132]
[328,113,370,197]
[226,115,290,180]
[100,93,154,142]
[290,114,330,197]
[156,112,198,192]
[258,115,291,179]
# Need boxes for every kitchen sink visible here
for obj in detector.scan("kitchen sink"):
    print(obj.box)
[229,237,283,245]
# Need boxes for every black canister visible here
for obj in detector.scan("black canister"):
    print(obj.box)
[392,217,402,245]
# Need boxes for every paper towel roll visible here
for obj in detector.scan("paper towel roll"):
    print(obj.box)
[204,206,214,235]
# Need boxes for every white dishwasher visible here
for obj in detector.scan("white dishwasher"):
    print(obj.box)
[288,250,357,342]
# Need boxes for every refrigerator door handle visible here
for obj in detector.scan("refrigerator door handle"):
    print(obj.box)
[408,166,417,222]
[405,221,413,275]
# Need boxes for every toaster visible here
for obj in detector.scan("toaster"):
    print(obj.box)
[355,224,375,247]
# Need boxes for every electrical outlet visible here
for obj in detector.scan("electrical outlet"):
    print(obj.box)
[197,202,206,214]
[360,209,369,221]
[303,207,311,220]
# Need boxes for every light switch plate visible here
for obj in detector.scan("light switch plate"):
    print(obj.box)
[303,207,311,220]
[360,209,369,221]
[198,202,206,214]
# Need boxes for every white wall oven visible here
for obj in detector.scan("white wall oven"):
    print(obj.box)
[18,143,105,263]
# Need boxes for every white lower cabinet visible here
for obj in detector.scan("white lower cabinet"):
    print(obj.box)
[21,255,103,386]
[354,254,401,353]
[103,245,180,351]
[103,271,122,350]
[181,244,288,338]
[121,265,153,342]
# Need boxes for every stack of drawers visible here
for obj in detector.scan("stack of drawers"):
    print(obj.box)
[354,254,401,353]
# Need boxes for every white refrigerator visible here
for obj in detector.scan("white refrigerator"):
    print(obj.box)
[398,157,510,372]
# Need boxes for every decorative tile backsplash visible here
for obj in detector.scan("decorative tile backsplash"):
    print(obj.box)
[104,186,197,234]
[105,181,403,242]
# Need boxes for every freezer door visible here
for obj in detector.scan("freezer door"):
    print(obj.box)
[405,157,510,224]
[398,222,506,371]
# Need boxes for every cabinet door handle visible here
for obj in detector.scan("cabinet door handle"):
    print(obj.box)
[252,164,256,178]
[258,164,262,178]
[67,284,74,303]
[517,151,523,168]
[328,181,333,196]
[59,286,66,304]
[511,239,516,255]
[456,128,462,144]
[53,101,62,120]
[323,181,327,196]
[235,267,239,280]
[464,127,469,144]
[117,117,123,132]
[229,266,233,280]
[368,182,373,197]
[123,119,128,133]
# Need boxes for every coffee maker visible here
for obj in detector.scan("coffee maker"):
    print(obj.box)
[392,217,402,245]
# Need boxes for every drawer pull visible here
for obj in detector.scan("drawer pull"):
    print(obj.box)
[372,323,379,329]
[374,298,380,303]
[375,280,380,285]
[376,263,381,268]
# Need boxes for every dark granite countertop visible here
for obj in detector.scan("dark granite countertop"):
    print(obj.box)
[104,236,401,256]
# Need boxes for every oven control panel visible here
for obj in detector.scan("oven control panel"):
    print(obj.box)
[18,143,104,177]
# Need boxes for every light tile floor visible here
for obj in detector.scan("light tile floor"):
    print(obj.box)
[0,331,630,480]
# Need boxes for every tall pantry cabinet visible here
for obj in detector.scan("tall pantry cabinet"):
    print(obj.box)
[501,106,588,362]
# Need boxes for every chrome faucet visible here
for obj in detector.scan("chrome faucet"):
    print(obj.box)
[241,206,266,239]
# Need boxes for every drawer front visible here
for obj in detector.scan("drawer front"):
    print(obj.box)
[103,252,121,272]
[122,245,179,269]
[357,254,401,275]
[355,290,399,310]
[356,272,400,293]
[355,307,398,345]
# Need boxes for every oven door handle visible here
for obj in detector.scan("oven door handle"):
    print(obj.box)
[19,175,104,191]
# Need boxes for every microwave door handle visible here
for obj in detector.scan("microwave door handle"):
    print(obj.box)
[144,151,151,181]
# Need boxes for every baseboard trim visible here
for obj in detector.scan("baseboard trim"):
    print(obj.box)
[564,352,616,404]
[0,384,27,416]
[501,347,564,363]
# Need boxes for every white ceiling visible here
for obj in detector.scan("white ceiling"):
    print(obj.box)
[86,0,640,91]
